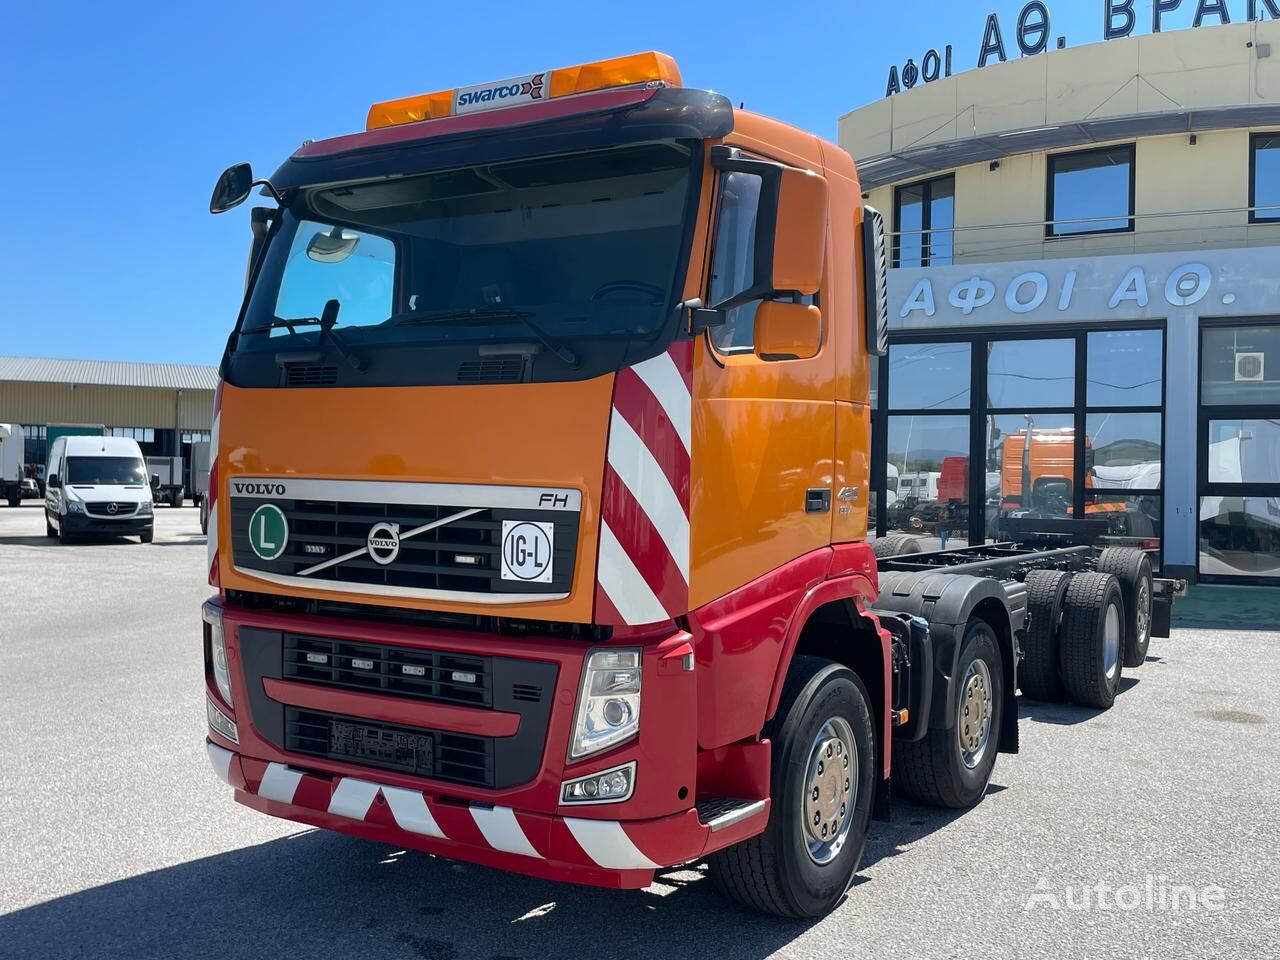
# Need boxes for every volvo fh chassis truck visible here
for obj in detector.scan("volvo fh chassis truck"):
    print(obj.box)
[202,52,1179,918]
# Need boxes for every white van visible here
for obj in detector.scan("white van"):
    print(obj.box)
[45,435,154,543]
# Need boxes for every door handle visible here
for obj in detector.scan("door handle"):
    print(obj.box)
[805,488,832,514]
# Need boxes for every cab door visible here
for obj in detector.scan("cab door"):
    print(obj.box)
[688,145,835,609]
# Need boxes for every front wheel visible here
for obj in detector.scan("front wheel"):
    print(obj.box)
[709,656,876,918]
[894,620,1003,809]
[139,526,154,544]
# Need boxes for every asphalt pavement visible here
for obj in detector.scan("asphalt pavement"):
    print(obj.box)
[1,501,1277,959]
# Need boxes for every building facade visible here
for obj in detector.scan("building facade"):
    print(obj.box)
[0,356,218,490]
[840,19,1280,583]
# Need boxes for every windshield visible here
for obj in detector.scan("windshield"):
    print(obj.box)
[232,141,697,387]
[67,457,147,485]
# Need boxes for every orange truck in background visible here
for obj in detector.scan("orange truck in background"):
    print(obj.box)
[202,52,1175,918]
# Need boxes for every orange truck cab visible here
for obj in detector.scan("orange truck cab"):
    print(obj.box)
[202,52,1171,918]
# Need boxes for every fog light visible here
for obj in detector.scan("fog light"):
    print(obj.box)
[207,697,238,743]
[561,761,636,805]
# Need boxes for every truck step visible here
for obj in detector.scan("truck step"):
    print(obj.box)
[696,796,766,831]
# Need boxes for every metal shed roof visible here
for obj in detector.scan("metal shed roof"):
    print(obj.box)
[0,355,219,391]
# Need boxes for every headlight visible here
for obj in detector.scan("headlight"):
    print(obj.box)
[202,601,233,708]
[137,500,152,515]
[66,499,85,514]
[568,648,641,760]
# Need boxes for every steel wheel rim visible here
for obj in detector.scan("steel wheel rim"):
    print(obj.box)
[1135,579,1151,648]
[800,716,857,865]
[956,658,993,770]
[1104,603,1121,681]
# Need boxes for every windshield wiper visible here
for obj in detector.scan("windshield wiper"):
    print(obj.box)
[259,300,367,372]
[391,308,579,367]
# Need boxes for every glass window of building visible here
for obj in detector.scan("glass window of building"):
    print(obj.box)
[1046,145,1134,237]
[1249,133,1280,223]
[1087,329,1163,407]
[1201,324,1280,406]
[893,175,954,268]
[886,415,970,545]
[987,338,1075,408]
[888,342,971,410]
[1198,323,1280,580]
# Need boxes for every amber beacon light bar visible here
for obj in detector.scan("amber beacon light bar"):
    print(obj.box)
[365,51,682,130]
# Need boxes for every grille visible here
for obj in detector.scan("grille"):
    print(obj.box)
[230,497,577,597]
[457,356,525,384]
[286,365,339,387]
[285,707,493,786]
[284,634,489,706]
[84,501,138,517]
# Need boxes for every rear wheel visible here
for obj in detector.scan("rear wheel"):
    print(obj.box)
[709,656,875,918]
[894,620,1002,809]
[871,534,922,560]
[1058,573,1124,710]
[200,497,209,535]
[1019,570,1072,701]
[1096,548,1153,668]
[7,492,19,508]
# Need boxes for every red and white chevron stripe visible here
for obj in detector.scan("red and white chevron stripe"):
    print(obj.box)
[207,382,222,588]
[595,342,692,627]
[207,742,661,871]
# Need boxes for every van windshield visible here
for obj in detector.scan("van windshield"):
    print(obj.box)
[66,457,147,485]
[228,140,698,388]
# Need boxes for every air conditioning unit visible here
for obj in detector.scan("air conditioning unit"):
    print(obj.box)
[1235,352,1265,382]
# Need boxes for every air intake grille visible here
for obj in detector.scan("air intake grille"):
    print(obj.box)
[284,634,489,706]
[457,356,525,384]
[286,365,339,387]
[285,707,493,787]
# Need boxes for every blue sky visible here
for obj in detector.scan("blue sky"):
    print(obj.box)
[3,0,1234,364]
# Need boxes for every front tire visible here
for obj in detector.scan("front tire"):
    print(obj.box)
[894,620,1003,809]
[45,512,57,539]
[709,656,876,918]
[139,526,154,544]
[57,518,75,545]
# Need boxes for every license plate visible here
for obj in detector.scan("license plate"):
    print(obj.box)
[329,719,434,777]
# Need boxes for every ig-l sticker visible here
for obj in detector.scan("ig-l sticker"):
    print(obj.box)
[501,520,554,583]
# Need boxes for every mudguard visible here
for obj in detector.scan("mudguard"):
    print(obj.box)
[872,571,1021,755]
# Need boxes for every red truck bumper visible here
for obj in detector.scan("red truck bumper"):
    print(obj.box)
[207,741,764,889]
[203,599,771,889]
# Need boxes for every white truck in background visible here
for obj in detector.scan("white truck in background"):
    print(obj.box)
[0,423,25,507]
[146,456,185,507]
[191,441,211,534]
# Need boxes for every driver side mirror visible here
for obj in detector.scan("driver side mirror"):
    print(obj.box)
[48,474,61,489]
[708,146,828,310]
[210,162,254,214]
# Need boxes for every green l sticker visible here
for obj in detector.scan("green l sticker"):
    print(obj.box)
[248,503,288,561]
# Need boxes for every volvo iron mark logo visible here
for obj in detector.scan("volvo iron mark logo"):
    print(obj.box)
[367,522,401,566]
